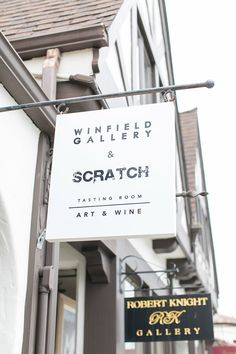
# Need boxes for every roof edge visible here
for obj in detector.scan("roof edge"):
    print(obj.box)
[0,32,56,135]
[10,24,109,60]
[180,107,198,115]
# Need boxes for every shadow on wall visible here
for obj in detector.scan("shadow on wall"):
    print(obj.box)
[0,194,18,353]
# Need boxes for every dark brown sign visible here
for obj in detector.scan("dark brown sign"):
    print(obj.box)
[125,294,214,342]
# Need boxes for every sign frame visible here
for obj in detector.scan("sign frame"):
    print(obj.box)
[125,294,214,342]
[46,103,176,242]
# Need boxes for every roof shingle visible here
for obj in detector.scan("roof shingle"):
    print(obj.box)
[0,0,124,41]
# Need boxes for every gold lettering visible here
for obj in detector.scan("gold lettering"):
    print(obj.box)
[169,299,177,306]
[165,328,171,335]
[127,301,134,309]
[184,328,191,335]
[145,300,154,308]
[186,298,193,306]
[155,329,163,336]
[146,330,153,336]
[174,328,181,335]
[149,310,186,325]
[154,299,168,307]
[161,299,168,307]
[178,299,185,306]
[169,296,209,307]
[149,311,165,324]
[127,298,170,309]
[136,329,143,337]
[200,297,208,306]
[145,300,153,308]
[194,327,201,335]
[152,300,160,307]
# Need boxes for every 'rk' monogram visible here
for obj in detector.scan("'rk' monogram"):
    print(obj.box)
[149,310,186,325]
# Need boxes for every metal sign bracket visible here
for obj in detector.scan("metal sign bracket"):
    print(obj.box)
[119,255,178,294]
[0,80,214,113]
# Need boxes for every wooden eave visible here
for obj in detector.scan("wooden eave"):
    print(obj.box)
[0,32,56,135]
[10,25,109,60]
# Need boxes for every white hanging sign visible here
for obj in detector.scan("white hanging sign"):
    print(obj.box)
[46,103,176,242]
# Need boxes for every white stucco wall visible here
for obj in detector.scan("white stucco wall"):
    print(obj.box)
[23,48,94,83]
[128,238,167,272]
[0,85,40,354]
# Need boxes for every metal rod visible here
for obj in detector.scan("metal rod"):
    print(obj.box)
[0,80,214,113]
[121,269,177,276]
[124,285,205,292]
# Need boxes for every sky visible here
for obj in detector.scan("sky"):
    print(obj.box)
[165,0,236,318]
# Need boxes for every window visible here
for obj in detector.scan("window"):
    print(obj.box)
[55,243,86,354]
[135,19,164,106]
[136,28,155,105]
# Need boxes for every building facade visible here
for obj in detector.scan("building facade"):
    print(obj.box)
[213,314,236,345]
[0,1,218,354]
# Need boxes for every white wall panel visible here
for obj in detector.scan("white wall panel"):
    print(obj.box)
[0,84,40,354]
